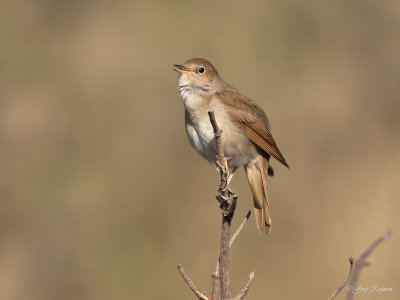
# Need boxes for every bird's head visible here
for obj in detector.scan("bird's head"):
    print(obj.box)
[173,58,221,97]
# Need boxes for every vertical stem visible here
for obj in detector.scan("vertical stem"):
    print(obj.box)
[220,215,232,299]
[208,110,235,300]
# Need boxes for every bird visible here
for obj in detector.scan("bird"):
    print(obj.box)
[173,58,289,234]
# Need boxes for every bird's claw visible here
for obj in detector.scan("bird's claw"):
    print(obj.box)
[216,160,226,173]
[217,188,237,217]
[215,156,232,176]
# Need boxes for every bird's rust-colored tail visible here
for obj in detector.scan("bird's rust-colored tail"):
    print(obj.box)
[245,154,271,234]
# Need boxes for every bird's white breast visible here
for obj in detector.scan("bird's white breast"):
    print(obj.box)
[182,89,257,168]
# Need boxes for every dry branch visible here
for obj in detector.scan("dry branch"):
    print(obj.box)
[327,229,391,300]
[211,270,219,300]
[233,270,255,300]
[327,257,353,300]
[230,211,251,248]
[178,265,209,300]
[212,211,252,300]
[178,111,253,300]
[208,110,234,300]
[346,229,391,300]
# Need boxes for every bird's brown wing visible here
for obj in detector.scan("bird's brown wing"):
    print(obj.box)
[216,89,289,168]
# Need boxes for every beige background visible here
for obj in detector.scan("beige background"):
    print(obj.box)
[1,1,399,299]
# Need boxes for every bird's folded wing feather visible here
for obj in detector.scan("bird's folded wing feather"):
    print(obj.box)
[216,89,289,168]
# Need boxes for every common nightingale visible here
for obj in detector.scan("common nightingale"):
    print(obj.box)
[173,58,289,234]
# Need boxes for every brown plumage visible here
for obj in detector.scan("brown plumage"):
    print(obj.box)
[215,89,289,168]
[174,58,289,234]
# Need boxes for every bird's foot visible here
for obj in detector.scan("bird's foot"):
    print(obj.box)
[215,160,224,172]
[215,156,232,175]
[217,188,237,217]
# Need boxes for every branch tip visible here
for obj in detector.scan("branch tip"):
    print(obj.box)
[233,269,256,300]
[327,256,354,300]
[327,229,391,300]
[178,264,209,300]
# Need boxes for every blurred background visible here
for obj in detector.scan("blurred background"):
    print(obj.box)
[1,0,399,299]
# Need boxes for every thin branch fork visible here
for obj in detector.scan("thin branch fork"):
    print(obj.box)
[233,270,255,300]
[327,229,391,300]
[212,211,252,300]
[346,229,391,300]
[178,211,252,300]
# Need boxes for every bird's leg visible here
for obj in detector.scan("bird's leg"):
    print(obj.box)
[215,160,225,172]
[216,156,236,215]
[216,156,233,193]
[215,156,232,175]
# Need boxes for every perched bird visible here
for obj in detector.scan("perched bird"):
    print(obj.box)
[173,58,289,234]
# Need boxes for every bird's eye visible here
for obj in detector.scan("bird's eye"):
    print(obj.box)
[198,67,205,73]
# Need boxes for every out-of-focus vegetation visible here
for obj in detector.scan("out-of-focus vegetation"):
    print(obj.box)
[0,1,399,299]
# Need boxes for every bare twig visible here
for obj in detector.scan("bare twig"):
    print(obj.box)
[212,211,252,300]
[233,270,255,300]
[230,211,251,248]
[208,111,234,300]
[219,205,233,300]
[178,265,209,300]
[327,256,354,300]
[211,271,219,300]
[214,211,252,273]
[346,229,391,300]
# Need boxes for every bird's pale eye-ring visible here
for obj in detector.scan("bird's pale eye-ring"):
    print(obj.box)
[198,67,205,73]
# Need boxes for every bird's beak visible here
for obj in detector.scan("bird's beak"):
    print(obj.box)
[173,64,191,73]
